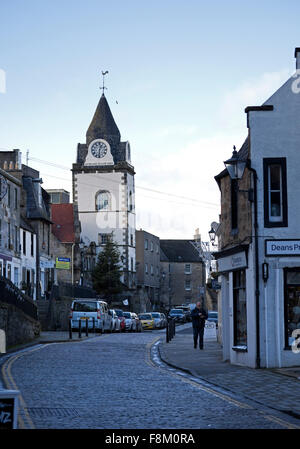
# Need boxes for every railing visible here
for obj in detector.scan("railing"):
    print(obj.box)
[0,277,38,321]
[166,317,176,343]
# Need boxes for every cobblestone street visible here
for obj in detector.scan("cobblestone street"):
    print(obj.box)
[1,327,300,430]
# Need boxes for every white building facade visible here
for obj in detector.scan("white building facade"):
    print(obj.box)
[215,48,300,369]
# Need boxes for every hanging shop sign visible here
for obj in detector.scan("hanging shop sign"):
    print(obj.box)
[217,251,247,273]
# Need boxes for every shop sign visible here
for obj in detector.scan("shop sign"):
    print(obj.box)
[265,240,300,257]
[56,257,70,270]
[40,260,55,269]
[217,251,247,273]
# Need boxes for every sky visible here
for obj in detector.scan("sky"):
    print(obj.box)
[1,0,300,242]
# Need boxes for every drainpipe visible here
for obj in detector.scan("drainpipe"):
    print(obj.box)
[249,166,260,368]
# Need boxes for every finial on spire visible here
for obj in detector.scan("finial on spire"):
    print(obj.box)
[100,70,109,95]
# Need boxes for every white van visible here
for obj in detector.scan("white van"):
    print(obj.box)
[69,298,112,333]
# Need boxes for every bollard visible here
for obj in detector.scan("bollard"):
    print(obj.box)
[85,318,89,336]
[78,319,82,338]
[68,319,72,340]
[166,320,169,343]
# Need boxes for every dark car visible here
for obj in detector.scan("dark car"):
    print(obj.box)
[175,305,191,322]
[168,309,186,323]
[207,311,218,328]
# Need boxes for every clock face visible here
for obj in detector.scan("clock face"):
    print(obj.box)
[91,141,107,158]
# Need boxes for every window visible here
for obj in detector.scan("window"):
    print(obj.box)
[233,270,247,347]
[7,263,11,280]
[231,179,238,230]
[31,234,34,257]
[7,184,10,207]
[96,191,110,211]
[129,191,133,211]
[145,263,148,274]
[98,233,111,245]
[185,280,191,290]
[263,158,287,227]
[150,241,154,252]
[145,239,148,250]
[14,226,18,252]
[14,267,19,287]
[23,230,26,255]
[14,188,18,209]
[150,264,154,275]
[130,234,133,246]
[284,269,300,348]
[185,264,191,274]
[50,192,60,204]
[0,219,2,248]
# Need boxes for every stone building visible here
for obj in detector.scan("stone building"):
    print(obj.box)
[214,48,300,369]
[160,239,206,310]
[0,165,22,286]
[135,229,161,312]
[51,203,81,285]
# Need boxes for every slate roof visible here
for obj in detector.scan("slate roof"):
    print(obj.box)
[51,203,75,243]
[86,94,121,147]
[76,94,128,166]
[22,177,52,223]
[160,240,202,263]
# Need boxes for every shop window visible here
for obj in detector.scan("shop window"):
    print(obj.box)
[284,269,300,348]
[233,269,247,347]
[263,158,287,227]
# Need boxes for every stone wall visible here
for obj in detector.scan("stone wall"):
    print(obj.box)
[0,302,40,349]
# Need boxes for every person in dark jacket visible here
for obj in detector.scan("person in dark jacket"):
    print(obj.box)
[191,302,208,349]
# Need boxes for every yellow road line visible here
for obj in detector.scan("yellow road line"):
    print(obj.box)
[1,345,50,429]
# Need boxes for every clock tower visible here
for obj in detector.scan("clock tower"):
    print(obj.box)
[72,92,136,290]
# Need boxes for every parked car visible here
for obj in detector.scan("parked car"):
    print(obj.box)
[168,308,186,323]
[114,309,126,332]
[160,313,167,328]
[175,305,191,322]
[123,311,137,332]
[131,312,143,332]
[109,309,121,332]
[207,311,218,328]
[151,312,164,329]
[69,298,112,333]
[138,313,155,330]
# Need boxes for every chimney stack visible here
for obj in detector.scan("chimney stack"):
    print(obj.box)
[295,48,300,70]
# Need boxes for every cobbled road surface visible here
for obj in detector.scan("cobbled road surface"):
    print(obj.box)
[1,331,298,429]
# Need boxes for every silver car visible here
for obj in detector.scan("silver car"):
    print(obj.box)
[109,309,121,332]
[123,311,137,332]
[151,312,164,329]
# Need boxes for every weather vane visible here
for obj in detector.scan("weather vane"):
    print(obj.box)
[100,70,109,95]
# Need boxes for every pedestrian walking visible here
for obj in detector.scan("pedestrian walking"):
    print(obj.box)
[191,302,208,349]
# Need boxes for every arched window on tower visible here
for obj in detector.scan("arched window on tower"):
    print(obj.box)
[95,191,111,211]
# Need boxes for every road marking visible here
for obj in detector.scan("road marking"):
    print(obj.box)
[1,344,51,429]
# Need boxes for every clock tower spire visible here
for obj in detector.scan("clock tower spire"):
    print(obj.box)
[72,80,136,295]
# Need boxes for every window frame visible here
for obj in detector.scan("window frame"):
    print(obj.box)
[263,158,287,228]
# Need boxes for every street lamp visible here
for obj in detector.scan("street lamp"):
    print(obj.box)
[224,146,254,202]
[224,146,246,180]
[208,227,216,245]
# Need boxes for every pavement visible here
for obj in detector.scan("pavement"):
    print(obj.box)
[159,323,300,420]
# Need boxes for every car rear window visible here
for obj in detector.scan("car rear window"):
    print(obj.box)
[139,314,152,320]
[151,313,160,318]
[73,302,98,312]
[123,312,131,318]
[115,310,124,317]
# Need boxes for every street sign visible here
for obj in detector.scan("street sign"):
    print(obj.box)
[211,279,221,290]
[56,257,71,270]
[0,390,20,429]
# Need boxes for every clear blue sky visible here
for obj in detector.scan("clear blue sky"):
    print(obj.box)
[1,0,300,239]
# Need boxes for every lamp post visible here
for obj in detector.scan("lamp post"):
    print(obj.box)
[223,147,260,368]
